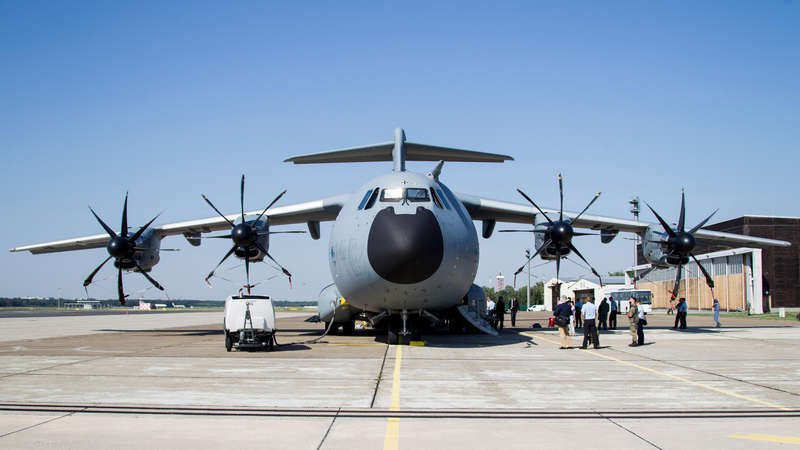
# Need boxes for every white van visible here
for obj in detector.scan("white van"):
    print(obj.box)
[608,289,652,314]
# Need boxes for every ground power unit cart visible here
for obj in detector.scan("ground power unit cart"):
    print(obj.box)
[223,295,277,351]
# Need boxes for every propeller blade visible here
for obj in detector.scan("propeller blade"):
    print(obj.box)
[572,232,599,236]
[524,239,551,265]
[128,213,161,243]
[572,192,601,224]
[205,245,237,283]
[677,190,686,233]
[207,234,233,239]
[516,189,553,224]
[253,190,287,224]
[555,248,561,283]
[117,267,126,306]
[135,263,164,290]
[567,242,603,286]
[671,264,683,300]
[201,195,236,228]
[267,231,306,235]
[645,202,676,238]
[558,173,564,221]
[83,255,112,287]
[691,254,715,289]
[121,192,129,238]
[498,230,537,233]
[240,174,246,224]
[254,241,293,279]
[89,207,118,239]
[244,257,250,290]
[688,209,719,235]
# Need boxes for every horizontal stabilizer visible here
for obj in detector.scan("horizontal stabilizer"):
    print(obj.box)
[285,142,513,164]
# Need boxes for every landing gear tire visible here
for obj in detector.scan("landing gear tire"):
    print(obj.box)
[342,321,355,336]
[387,329,399,345]
[225,333,232,352]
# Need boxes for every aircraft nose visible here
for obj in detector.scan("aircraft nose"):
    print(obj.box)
[367,206,444,284]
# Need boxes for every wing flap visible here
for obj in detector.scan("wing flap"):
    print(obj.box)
[11,233,109,254]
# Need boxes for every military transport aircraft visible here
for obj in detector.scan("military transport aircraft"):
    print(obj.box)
[10,129,790,343]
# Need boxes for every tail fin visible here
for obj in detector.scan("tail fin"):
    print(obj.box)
[284,128,513,171]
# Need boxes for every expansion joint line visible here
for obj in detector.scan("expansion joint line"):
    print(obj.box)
[316,407,340,450]
[383,344,403,450]
[371,344,390,408]
[0,406,89,439]
[595,409,663,449]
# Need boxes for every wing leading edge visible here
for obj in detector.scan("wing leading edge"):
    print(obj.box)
[456,192,790,248]
[10,194,349,255]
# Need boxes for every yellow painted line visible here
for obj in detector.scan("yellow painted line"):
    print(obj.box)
[525,332,791,411]
[383,344,402,450]
[730,433,800,445]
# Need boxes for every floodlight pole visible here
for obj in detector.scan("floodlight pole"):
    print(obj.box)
[525,248,531,310]
[629,196,640,286]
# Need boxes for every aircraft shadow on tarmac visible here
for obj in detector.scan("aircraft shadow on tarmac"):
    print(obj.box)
[96,328,222,336]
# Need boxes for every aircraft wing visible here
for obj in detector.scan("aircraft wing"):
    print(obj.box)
[456,192,791,248]
[10,194,349,255]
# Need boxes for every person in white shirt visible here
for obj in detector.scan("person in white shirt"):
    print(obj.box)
[580,297,599,349]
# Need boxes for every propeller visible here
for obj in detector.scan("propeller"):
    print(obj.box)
[202,175,293,292]
[644,190,718,299]
[83,193,163,305]
[504,173,603,286]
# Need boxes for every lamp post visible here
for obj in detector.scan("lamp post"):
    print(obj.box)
[629,196,640,286]
[525,248,531,311]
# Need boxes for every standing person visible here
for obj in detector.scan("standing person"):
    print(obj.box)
[712,298,721,328]
[627,297,639,347]
[568,300,576,336]
[673,298,688,329]
[581,297,599,349]
[574,298,583,329]
[509,297,519,327]
[667,298,676,315]
[609,296,618,329]
[598,298,609,331]
[553,298,573,349]
[636,298,646,345]
[495,296,505,331]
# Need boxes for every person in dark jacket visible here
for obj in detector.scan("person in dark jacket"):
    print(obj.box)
[598,297,610,330]
[553,299,573,349]
[495,296,505,331]
[574,299,583,328]
[609,297,618,329]
[509,297,519,327]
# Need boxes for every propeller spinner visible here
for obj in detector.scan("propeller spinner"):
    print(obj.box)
[83,193,163,305]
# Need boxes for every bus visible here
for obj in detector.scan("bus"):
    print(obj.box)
[608,289,652,314]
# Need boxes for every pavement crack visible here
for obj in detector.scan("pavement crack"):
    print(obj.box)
[0,406,87,439]
[316,407,340,450]
[370,344,390,408]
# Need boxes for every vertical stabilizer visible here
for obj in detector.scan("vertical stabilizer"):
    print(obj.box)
[393,128,406,172]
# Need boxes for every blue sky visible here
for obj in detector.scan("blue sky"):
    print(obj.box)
[1,1,797,301]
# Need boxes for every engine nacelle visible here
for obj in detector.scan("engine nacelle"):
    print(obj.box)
[534,223,572,260]
[641,226,668,266]
[317,283,354,324]
[114,229,162,272]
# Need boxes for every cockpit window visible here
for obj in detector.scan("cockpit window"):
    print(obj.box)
[379,188,430,203]
[364,188,379,210]
[405,188,429,202]
[357,189,373,210]
[380,188,404,202]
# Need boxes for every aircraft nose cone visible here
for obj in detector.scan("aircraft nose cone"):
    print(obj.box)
[367,207,444,284]
[107,237,131,259]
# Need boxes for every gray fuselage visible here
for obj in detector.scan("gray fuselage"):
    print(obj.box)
[328,171,479,314]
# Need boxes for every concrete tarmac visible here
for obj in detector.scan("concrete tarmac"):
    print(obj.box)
[0,310,798,449]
